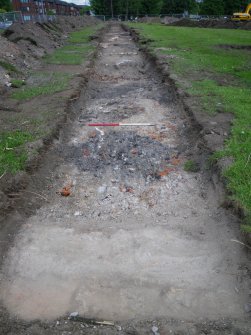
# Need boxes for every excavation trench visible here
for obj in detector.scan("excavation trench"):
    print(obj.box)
[0,24,250,325]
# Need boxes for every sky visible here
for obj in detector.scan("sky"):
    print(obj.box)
[64,0,90,5]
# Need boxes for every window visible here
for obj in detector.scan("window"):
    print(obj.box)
[23,15,31,21]
[20,0,29,3]
[21,6,30,12]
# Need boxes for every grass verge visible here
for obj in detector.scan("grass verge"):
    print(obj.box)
[11,79,25,88]
[0,131,34,175]
[11,72,70,100]
[184,160,199,172]
[45,25,102,65]
[0,60,18,73]
[128,23,251,226]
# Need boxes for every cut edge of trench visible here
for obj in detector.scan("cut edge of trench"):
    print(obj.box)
[122,23,251,245]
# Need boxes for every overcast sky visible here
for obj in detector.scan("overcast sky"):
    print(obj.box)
[64,0,90,5]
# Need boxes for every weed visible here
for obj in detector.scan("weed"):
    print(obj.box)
[11,72,70,100]
[11,79,25,88]
[68,25,102,44]
[0,131,34,174]
[241,225,251,233]
[183,160,199,172]
[0,60,18,73]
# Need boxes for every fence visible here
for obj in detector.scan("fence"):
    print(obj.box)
[92,13,232,22]
[0,11,232,29]
[0,11,58,28]
[21,14,57,23]
[0,11,23,28]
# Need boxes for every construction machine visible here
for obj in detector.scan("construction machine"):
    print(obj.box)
[232,3,251,21]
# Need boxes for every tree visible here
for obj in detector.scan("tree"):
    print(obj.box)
[161,0,197,14]
[0,0,12,12]
[222,0,247,15]
[129,0,142,16]
[90,0,111,15]
[199,0,224,15]
[90,0,251,16]
[90,0,163,16]
[140,0,163,14]
[80,6,92,15]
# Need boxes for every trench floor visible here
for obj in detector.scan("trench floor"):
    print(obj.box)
[0,24,250,328]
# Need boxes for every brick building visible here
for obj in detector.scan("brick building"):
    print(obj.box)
[11,0,81,20]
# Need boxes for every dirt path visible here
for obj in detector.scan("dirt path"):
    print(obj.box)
[0,24,250,333]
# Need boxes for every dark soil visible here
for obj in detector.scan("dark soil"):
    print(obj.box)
[217,44,251,50]
[168,18,251,30]
[3,16,98,57]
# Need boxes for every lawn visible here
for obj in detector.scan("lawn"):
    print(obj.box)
[45,25,103,65]
[128,23,251,227]
[11,72,70,100]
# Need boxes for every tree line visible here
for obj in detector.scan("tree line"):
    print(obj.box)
[90,0,250,16]
[0,0,12,12]
[0,0,250,16]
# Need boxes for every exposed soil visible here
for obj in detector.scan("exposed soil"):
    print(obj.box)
[0,16,98,90]
[217,44,251,50]
[167,18,251,30]
[0,23,251,334]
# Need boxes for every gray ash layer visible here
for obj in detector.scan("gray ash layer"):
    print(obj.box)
[66,131,171,180]
[79,103,145,123]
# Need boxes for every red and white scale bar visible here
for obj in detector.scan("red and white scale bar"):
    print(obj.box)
[85,123,155,127]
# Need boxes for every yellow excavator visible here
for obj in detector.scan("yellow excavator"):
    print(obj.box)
[232,3,251,21]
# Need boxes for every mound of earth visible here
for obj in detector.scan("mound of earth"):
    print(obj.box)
[161,16,181,24]
[138,16,162,23]
[0,35,25,91]
[0,16,99,90]
[168,18,251,30]
[3,16,99,58]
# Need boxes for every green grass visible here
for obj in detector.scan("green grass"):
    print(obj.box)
[129,23,251,226]
[0,60,18,73]
[68,26,101,44]
[46,50,87,65]
[45,43,93,65]
[129,25,251,85]
[45,25,102,65]
[11,79,25,88]
[0,131,34,174]
[183,160,199,172]
[11,72,70,100]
